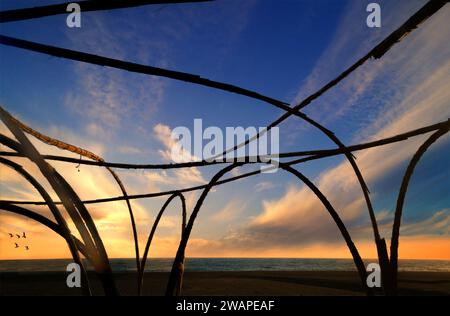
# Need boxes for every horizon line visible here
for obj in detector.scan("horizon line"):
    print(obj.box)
[1,257,449,261]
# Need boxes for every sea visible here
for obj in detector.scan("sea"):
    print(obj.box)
[1,258,449,273]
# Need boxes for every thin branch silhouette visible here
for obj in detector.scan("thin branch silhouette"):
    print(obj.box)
[0,0,213,23]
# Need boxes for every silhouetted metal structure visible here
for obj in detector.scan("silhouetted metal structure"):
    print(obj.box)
[0,0,448,296]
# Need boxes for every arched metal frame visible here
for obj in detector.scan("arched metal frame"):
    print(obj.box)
[0,0,447,297]
[164,162,373,295]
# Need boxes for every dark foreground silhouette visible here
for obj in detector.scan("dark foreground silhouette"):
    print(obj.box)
[1,271,449,296]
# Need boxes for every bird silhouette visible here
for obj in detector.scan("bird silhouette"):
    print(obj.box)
[14,243,19,248]
[8,233,13,238]
[22,232,26,239]
[16,234,21,239]
[25,246,29,251]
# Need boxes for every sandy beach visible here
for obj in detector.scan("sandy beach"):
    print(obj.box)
[1,271,449,296]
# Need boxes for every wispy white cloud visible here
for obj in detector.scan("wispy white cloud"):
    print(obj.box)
[255,181,277,192]
[153,123,197,163]
[64,14,168,139]
[151,123,206,186]
[401,209,450,236]
[117,145,145,155]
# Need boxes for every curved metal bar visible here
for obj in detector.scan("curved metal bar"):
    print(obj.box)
[138,192,186,295]
[279,163,369,294]
[390,126,450,294]
[0,1,212,23]
[297,114,392,294]
[106,167,141,278]
[165,163,242,295]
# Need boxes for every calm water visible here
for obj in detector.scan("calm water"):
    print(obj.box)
[1,258,449,273]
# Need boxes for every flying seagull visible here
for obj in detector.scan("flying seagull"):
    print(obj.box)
[22,232,26,239]
[14,243,19,248]
[8,233,13,238]
[16,234,21,239]
[25,246,29,251]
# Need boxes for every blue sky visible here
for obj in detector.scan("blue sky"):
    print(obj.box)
[0,0,449,259]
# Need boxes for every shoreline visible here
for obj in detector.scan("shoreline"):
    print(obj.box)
[1,271,449,296]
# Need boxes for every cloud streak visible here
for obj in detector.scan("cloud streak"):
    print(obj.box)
[152,123,206,186]
[64,14,168,139]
